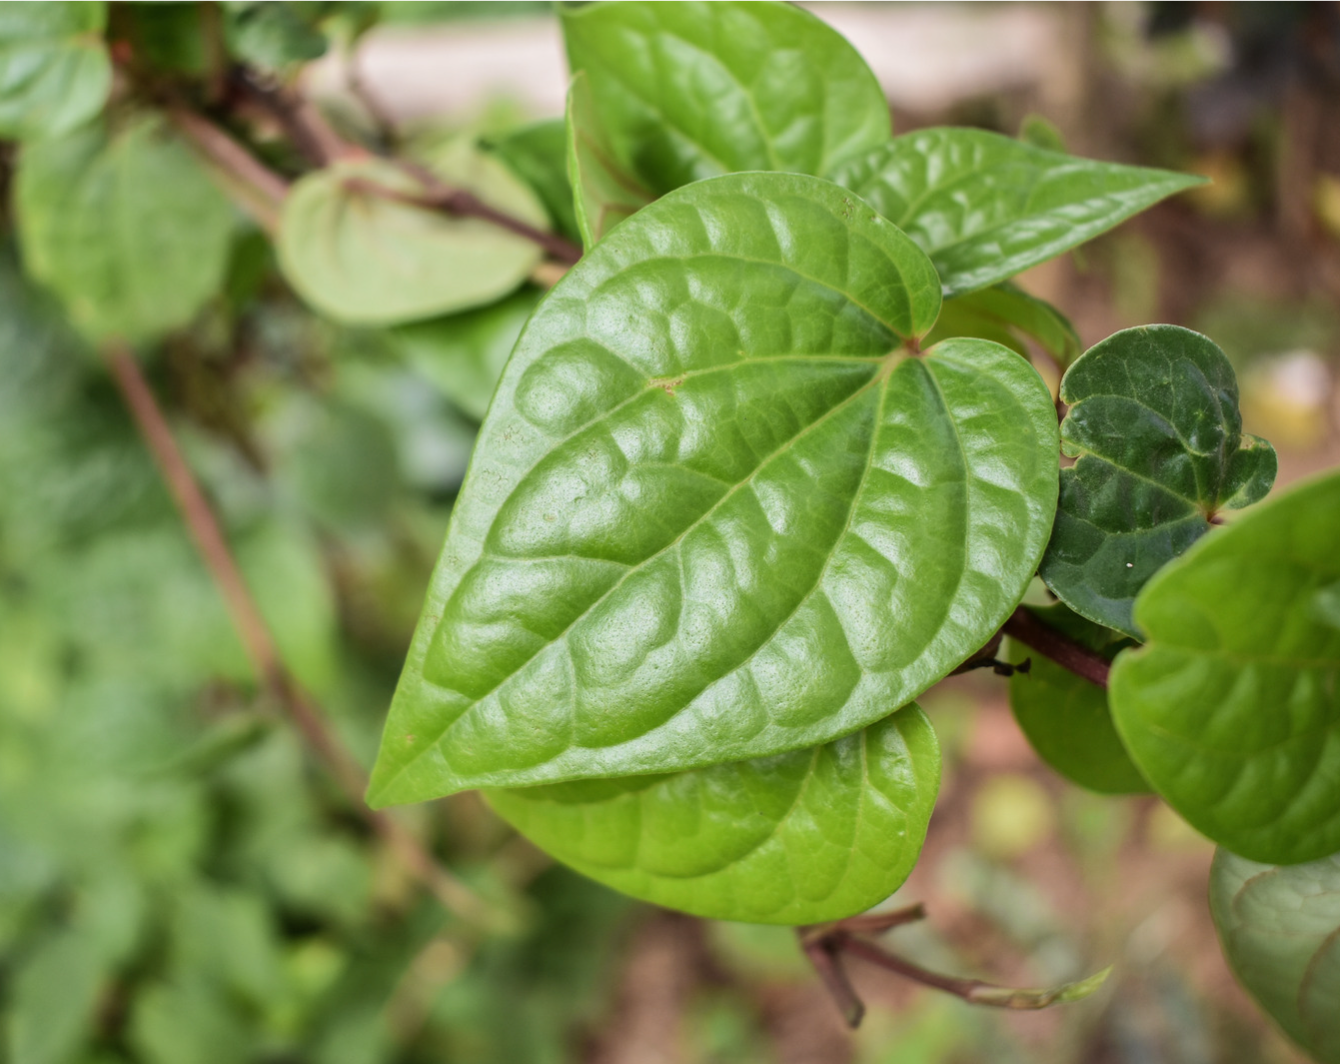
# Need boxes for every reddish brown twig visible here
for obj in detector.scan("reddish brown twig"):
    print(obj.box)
[101,343,502,928]
[167,106,288,233]
[1001,606,1110,687]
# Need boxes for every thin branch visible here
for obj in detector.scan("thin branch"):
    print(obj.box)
[167,106,287,233]
[231,67,359,166]
[100,343,503,929]
[1001,606,1110,687]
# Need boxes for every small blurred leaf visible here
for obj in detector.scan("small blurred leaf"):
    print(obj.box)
[489,119,581,243]
[129,979,255,1064]
[926,282,1081,367]
[174,884,286,1007]
[223,1,329,71]
[16,116,234,343]
[6,930,108,1064]
[1007,605,1149,795]
[392,288,539,421]
[1211,849,1340,1064]
[278,140,548,325]
[0,3,110,141]
[968,965,1112,1009]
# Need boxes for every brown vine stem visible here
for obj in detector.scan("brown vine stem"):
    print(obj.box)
[1000,605,1110,687]
[101,342,503,929]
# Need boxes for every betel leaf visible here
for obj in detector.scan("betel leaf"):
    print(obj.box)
[1040,326,1276,638]
[567,70,654,248]
[1210,849,1340,1064]
[15,116,234,344]
[1006,604,1148,795]
[1110,470,1340,864]
[367,171,1059,807]
[0,3,110,142]
[489,119,582,244]
[830,128,1205,297]
[561,0,890,195]
[925,282,1080,367]
[487,704,938,924]
[278,139,549,326]
[392,288,542,421]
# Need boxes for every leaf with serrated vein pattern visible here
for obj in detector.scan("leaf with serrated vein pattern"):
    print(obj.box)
[1111,470,1340,864]
[831,128,1204,297]
[487,704,938,924]
[367,172,1059,806]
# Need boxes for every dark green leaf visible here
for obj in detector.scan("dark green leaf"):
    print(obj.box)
[277,141,548,325]
[489,119,581,244]
[831,128,1205,296]
[223,1,328,71]
[1211,849,1340,1064]
[1111,470,1340,864]
[487,704,938,924]
[392,288,541,421]
[925,282,1080,367]
[561,0,890,195]
[1040,325,1277,637]
[368,171,1059,806]
[15,116,234,344]
[0,3,110,141]
[566,70,654,247]
[1006,605,1148,795]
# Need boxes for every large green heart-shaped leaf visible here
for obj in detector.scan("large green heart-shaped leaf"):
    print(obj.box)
[1007,605,1148,795]
[15,116,234,344]
[1110,471,1340,864]
[0,3,110,142]
[567,70,654,248]
[831,128,1205,297]
[367,172,1059,807]
[561,0,890,195]
[488,704,938,924]
[1041,326,1276,638]
[1210,849,1340,1064]
[926,281,1080,367]
[278,139,549,326]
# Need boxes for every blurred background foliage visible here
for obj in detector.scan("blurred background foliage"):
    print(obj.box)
[1,3,1338,1063]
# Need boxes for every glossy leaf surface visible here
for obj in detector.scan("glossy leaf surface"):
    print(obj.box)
[1040,326,1276,637]
[487,705,939,924]
[567,70,654,248]
[278,141,548,326]
[561,0,890,195]
[1111,471,1340,864]
[16,116,233,343]
[926,282,1080,367]
[368,171,1060,806]
[1007,605,1147,795]
[490,119,581,243]
[1211,849,1340,1064]
[0,3,110,141]
[393,289,542,421]
[831,128,1204,296]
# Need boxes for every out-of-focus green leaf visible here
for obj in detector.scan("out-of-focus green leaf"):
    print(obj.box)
[487,706,939,924]
[1111,470,1340,864]
[129,979,255,1064]
[15,116,234,343]
[925,282,1081,367]
[1211,849,1340,1064]
[1007,605,1148,795]
[6,930,108,1064]
[223,1,329,71]
[489,119,581,244]
[368,172,1059,806]
[174,884,286,1007]
[277,140,548,325]
[0,3,110,141]
[831,128,1205,296]
[1041,325,1276,637]
[561,0,890,194]
[392,288,540,421]
[566,70,653,247]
